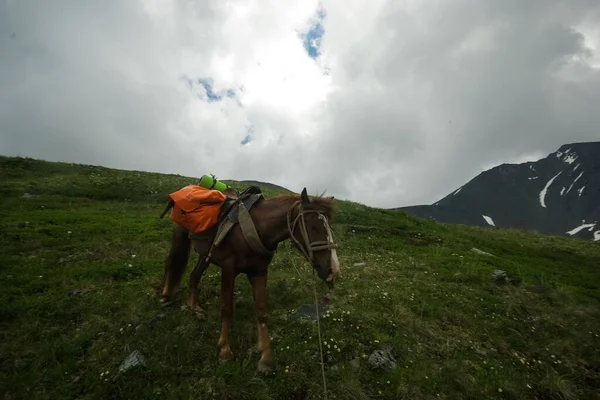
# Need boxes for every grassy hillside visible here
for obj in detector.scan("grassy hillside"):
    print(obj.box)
[1,155,599,400]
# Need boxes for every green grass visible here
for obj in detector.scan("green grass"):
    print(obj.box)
[1,155,599,399]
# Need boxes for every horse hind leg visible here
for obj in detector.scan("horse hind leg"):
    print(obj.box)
[161,225,191,299]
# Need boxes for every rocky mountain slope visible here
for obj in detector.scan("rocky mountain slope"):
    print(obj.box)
[397,141,600,241]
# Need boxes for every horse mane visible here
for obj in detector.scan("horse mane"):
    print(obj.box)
[268,193,337,221]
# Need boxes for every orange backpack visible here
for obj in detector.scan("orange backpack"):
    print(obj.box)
[165,185,227,233]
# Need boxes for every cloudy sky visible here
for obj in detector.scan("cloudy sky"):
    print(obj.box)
[1,0,599,208]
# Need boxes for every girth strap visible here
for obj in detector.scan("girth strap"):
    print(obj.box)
[237,202,275,256]
[213,219,235,247]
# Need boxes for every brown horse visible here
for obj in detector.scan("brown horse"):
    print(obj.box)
[160,188,340,372]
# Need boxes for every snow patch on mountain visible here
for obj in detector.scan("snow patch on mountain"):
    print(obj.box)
[563,154,577,164]
[539,171,562,208]
[594,231,600,241]
[566,171,584,194]
[482,215,495,226]
[453,187,462,196]
[566,221,597,236]
[556,149,578,164]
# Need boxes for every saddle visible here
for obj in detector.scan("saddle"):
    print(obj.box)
[160,184,275,262]
[219,185,264,225]
[205,185,274,258]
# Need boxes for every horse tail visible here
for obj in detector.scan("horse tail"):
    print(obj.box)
[161,224,192,298]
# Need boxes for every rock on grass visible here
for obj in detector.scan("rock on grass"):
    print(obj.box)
[119,350,146,373]
[368,347,397,371]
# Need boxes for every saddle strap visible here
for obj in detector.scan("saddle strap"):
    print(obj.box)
[159,200,175,219]
[237,202,275,257]
[213,219,235,247]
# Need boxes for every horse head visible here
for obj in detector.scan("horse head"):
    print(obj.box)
[288,188,340,284]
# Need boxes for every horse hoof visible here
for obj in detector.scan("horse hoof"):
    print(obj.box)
[257,359,274,374]
[219,349,235,362]
[194,309,206,321]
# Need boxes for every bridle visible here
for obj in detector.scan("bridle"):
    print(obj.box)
[286,200,338,263]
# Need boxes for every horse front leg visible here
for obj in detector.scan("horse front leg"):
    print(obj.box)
[217,267,235,362]
[249,272,274,373]
[187,256,210,317]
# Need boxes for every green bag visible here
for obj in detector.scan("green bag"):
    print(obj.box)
[198,174,228,191]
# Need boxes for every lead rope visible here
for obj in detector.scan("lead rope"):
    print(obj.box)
[288,255,328,400]
[286,202,333,400]
[312,268,328,400]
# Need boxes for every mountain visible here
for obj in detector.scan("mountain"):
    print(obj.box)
[396,141,600,241]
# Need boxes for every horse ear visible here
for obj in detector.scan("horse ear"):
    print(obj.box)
[301,187,310,203]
